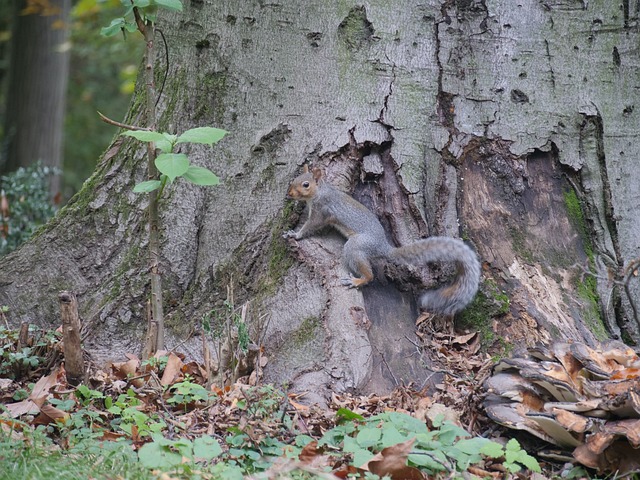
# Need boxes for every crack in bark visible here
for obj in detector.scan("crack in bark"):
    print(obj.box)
[544,39,556,89]
[623,0,630,28]
[376,61,396,129]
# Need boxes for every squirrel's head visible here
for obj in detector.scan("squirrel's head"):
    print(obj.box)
[287,164,322,200]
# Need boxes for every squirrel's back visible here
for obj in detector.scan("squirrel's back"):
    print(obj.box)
[315,183,388,240]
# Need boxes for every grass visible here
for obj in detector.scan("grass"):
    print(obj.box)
[0,426,151,480]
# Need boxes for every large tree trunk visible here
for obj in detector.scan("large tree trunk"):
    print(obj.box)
[2,0,71,196]
[1,1,638,402]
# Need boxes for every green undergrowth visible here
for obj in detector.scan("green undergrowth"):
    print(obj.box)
[0,383,543,480]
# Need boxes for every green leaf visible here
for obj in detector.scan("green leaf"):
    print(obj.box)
[480,440,504,459]
[385,411,429,435]
[356,427,381,448]
[408,449,448,471]
[183,166,219,186]
[162,133,178,143]
[352,448,375,468]
[176,127,228,146]
[336,408,364,422]
[101,18,125,37]
[133,180,162,193]
[380,425,409,447]
[504,440,541,473]
[436,421,470,446]
[455,437,490,456]
[505,438,521,451]
[155,153,189,182]
[138,440,182,469]
[122,130,167,143]
[153,0,183,11]
[517,452,541,472]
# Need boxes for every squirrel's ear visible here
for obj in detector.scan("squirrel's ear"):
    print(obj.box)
[302,164,309,174]
[311,167,323,181]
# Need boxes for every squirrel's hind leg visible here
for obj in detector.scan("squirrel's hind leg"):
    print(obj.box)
[341,237,374,288]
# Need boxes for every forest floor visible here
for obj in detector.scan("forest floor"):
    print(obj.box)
[0,323,610,480]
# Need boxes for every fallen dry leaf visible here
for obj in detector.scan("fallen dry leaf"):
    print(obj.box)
[161,352,184,386]
[361,438,424,480]
[3,368,62,418]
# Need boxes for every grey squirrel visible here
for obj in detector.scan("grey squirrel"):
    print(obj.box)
[284,165,481,314]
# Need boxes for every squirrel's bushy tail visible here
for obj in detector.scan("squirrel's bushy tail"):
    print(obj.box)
[389,237,481,315]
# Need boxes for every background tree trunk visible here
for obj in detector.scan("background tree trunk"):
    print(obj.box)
[2,0,71,197]
[0,1,638,402]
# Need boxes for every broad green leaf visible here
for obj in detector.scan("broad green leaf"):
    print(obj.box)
[356,427,381,448]
[162,133,178,143]
[504,440,541,472]
[101,18,125,37]
[155,139,173,153]
[124,22,138,33]
[352,448,375,468]
[448,448,473,470]
[386,411,429,434]
[408,449,448,470]
[183,166,219,186]
[505,438,520,451]
[177,127,228,146]
[516,452,541,472]
[294,435,315,447]
[455,437,491,456]
[153,0,183,11]
[436,421,470,446]
[155,153,189,182]
[122,130,166,143]
[133,180,162,193]
[342,436,360,453]
[138,441,182,469]
[380,425,409,447]
[335,408,364,422]
[480,440,504,458]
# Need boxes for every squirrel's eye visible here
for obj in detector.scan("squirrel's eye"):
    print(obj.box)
[302,181,310,188]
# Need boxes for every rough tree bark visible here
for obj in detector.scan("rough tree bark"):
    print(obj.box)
[2,0,71,196]
[0,1,639,403]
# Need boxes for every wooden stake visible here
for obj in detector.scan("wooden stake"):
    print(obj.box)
[59,291,85,385]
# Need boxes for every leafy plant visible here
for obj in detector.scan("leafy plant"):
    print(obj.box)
[101,0,228,358]
[100,0,184,38]
[74,384,106,406]
[0,325,60,378]
[141,353,168,371]
[0,163,59,256]
[166,377,211,409]
[123,127,225,194]
[137,434,222,469]
[204,297,251,387]
[319,411,541,475]
[106,389,166,437]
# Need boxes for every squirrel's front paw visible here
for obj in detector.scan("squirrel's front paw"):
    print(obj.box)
[283,230,299,240]
[340,277,358,288]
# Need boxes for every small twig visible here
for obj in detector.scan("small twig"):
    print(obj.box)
[132,5,146,35]
[1,309,8,329]
[377,350,399,386]
[155,27,169,108]
[97,111,149,131]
